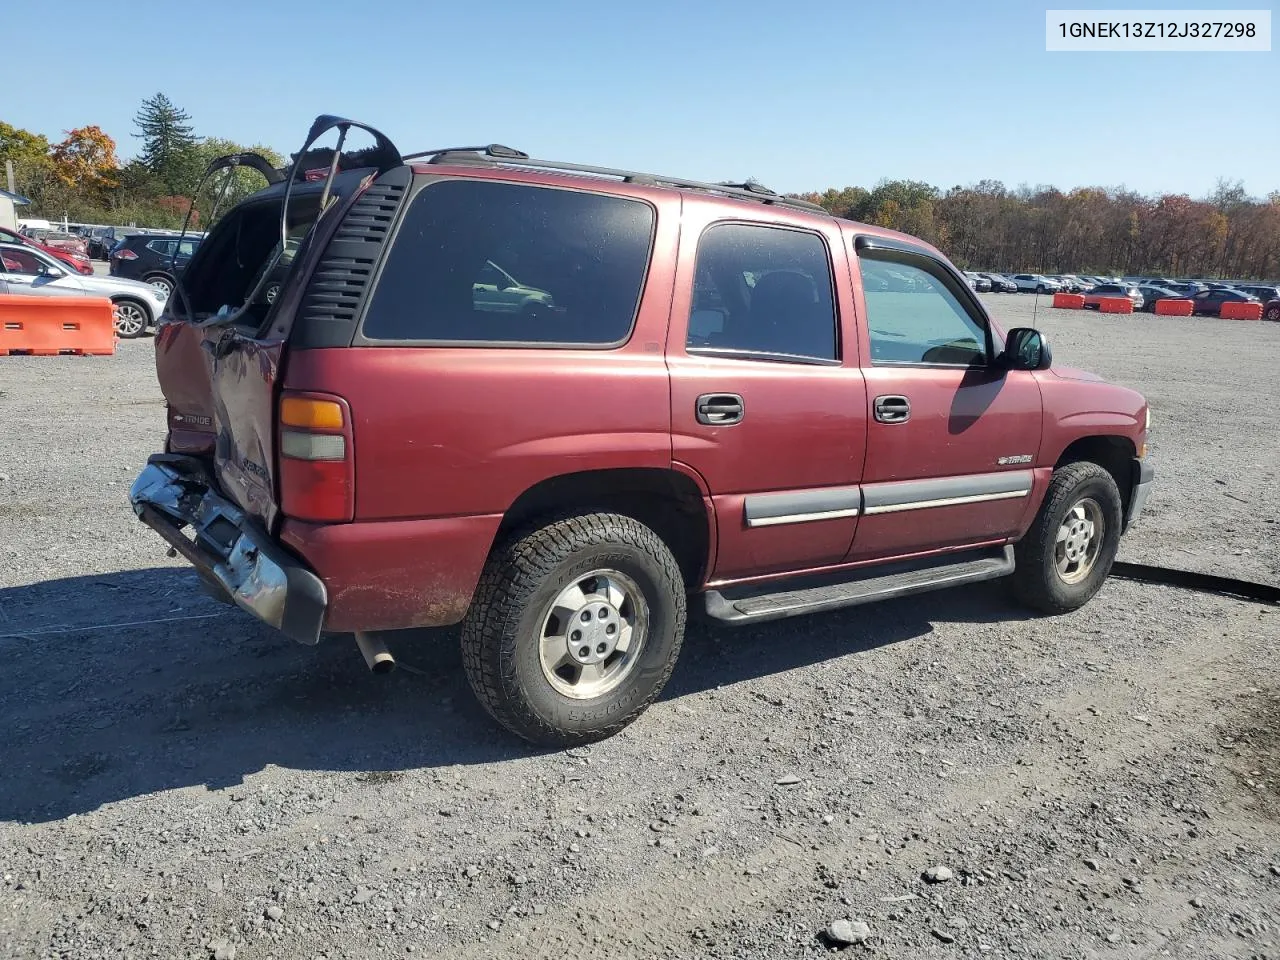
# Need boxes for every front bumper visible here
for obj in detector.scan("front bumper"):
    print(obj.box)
[1126,457,1155,529]
[129,455,327,644]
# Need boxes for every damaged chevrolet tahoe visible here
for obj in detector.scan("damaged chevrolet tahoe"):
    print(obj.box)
[130,116,1155,746]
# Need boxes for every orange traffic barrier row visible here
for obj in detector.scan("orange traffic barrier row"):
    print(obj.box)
[0,295,116,356]
[1052,293,1085,309]
[1221,301,1263,320]
[1096,296,1134,314]
[1154,298,1194,316]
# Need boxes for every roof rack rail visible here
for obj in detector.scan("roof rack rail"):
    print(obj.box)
[401,143,529,162]
[715,180,777,196]
[402,148,826,214]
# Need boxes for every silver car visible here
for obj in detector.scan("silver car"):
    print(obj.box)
[1008,273,1064,294]
[0,242,168,338]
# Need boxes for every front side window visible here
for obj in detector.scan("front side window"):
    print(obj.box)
[686,223,837,362]
[362,180,655,345]
[859,257,988,366]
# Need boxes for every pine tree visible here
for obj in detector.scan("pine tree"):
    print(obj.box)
[133,93,197,191]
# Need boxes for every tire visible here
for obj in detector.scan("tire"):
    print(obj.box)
[1036,284,1046,294]
[1010,461,1123,615]
[145,274,174,298]
[111,298,149,338]
[264,282,281,305]
[1264,304,1280,322]
[461,512,687,746]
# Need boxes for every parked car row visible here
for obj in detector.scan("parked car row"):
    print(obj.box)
[0,225,94,275]
[15,222,209,261]
[961,269,1279,319]
[0,241,168,337]
[1078,281,1275,316]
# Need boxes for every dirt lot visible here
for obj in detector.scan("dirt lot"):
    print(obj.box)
[1,297,1277,960]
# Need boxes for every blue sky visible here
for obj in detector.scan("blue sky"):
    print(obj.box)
[8,0,1277,198]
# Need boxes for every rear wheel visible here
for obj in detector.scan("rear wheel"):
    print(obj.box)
[111,299,149,338]
[145,274,174,298]
[461,512,686,746]
[264,282,281,305]
[1010,462,1123,614]
[1264,304,1280,322]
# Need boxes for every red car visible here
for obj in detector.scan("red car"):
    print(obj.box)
[0,226,93,275]
[128,116,1154,746]
[31,229,89,258]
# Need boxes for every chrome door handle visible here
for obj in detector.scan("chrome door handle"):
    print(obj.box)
[696,393,744,425]
[874,395,910,424]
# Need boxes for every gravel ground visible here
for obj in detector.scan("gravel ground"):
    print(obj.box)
[1,296,1277,960]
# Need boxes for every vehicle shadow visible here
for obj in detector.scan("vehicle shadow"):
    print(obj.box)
[0,567,1034,824]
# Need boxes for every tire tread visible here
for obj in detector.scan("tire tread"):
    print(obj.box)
[461,512,686,746]
[1011,461,1122,614]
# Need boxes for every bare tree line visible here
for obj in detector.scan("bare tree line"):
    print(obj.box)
[799,178,1280,280]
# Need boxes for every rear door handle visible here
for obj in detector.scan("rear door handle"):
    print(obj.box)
[696,393,744,425]
[874,395,911,424]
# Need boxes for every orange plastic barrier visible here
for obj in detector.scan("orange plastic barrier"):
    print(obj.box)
[1052,293,1085,309]
[1154,298,1193,316]
[0,295,115,356]
[1097,297,1134,314]
[1220,301,1263,320]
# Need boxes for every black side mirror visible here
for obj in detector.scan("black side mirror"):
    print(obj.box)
[1003,327,1052,370]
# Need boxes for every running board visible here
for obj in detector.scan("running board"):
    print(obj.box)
[703,546,1016,624]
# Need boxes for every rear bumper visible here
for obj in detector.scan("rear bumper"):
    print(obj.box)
[1126,457,1155,530]
[128,455,327,644]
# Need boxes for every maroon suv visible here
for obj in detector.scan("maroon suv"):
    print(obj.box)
[130,116,1154,746]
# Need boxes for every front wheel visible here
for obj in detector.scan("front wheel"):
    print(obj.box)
[1264,304,1280,322]
[1010,462,1123,614]
[112,299,149,338]
[461,513,686,746]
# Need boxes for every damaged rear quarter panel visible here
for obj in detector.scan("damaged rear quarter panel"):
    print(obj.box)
[209,332,285,530]
[279,514,503,630]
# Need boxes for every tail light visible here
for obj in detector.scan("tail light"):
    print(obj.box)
[277,392,355,522]
[114,249,138,260]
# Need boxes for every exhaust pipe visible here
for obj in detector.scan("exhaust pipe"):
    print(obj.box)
[354,631,396,674]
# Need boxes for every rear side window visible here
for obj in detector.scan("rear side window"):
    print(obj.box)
[361,180,654,345]
[687,224,837,361]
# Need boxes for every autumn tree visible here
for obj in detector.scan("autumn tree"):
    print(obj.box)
[51,126,119,190]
